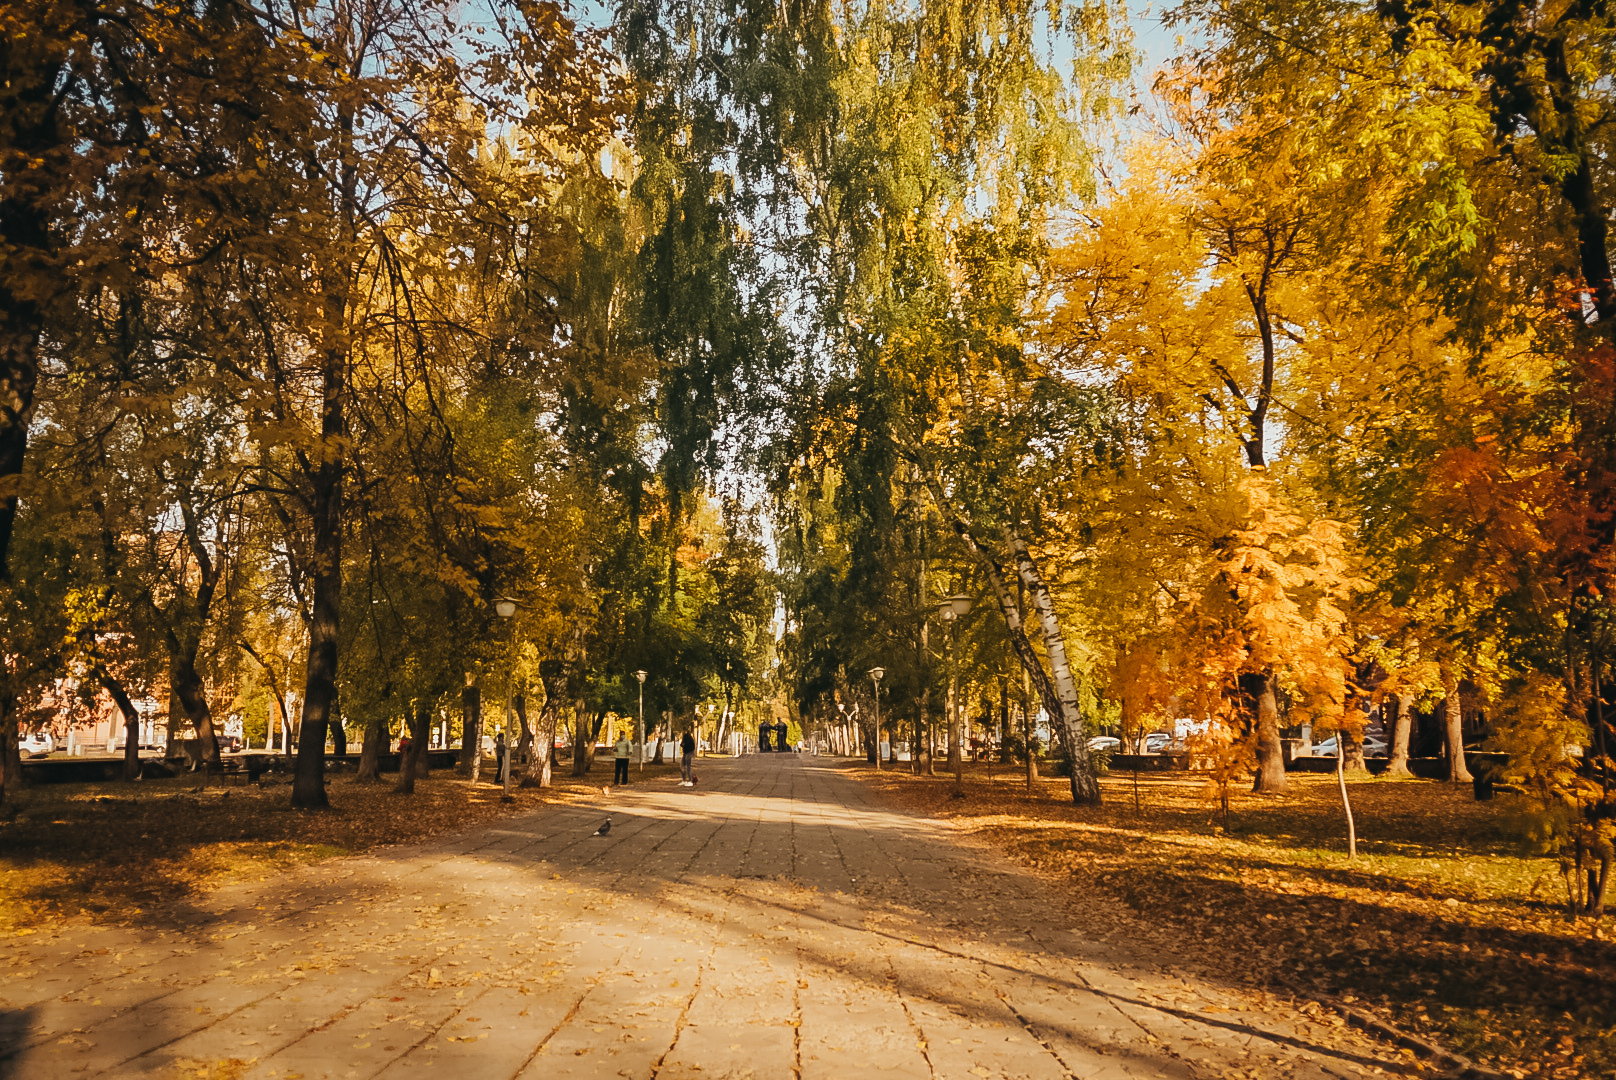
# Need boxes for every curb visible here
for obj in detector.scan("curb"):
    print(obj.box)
[1277,981,1510,1079]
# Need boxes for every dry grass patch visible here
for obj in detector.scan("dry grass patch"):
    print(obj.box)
[0,761,681,931]
[858,762,1612,1080]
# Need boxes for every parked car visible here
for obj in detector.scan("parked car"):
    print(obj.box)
[1087,736,1121,753]
[20,731,55,757]
[1143,732,1171,753]
[1312,735,1389,758]
[216,734,243,754]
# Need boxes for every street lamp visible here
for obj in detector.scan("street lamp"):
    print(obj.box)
[494,597,518,801]
[939,594,973,794]
[869,667,885,770]
[635,670,648,771]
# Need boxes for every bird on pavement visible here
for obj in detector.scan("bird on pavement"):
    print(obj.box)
[593,819,612,836]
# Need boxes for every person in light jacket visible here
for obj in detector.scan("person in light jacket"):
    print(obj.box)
[614,733,632,785]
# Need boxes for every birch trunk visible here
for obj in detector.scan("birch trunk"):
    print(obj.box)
[923,482,1098,803]
[1008,530,1099,804]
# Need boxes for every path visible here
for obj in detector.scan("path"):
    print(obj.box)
[1,754,1400,1080]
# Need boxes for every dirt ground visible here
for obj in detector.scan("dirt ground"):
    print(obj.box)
[854,759,1612,1080]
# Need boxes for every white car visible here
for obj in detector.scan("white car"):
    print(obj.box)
[1143,732,1171,753]
[20,731,55,757]
[1312,735,1389,758]
[1087,736,1121,753]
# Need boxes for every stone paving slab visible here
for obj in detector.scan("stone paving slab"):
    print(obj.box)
[1,754,1404,1079]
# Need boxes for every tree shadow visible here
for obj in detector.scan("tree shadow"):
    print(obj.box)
[0,1007,39,1078]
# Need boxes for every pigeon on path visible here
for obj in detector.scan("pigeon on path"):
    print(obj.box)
[593,819,612,836]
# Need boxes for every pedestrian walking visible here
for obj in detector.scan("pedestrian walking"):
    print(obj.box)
[680,729,696,785]
[494,731,507,782]
[614,731,632,785]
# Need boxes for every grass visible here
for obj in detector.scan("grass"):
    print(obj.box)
[857,760,1613,1080]
[0,759,682,931]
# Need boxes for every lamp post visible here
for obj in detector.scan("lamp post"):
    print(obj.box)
[939,594,973,794]
[869,667,885,769]
[495,597,518,801]
[635,670,648,771]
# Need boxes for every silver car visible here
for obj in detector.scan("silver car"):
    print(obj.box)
[1312,735,1389,758]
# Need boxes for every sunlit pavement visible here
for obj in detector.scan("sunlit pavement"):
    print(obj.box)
[0,754,1398,1079]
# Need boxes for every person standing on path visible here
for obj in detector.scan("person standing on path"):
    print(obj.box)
[614,731,631,785]
[680,729,696,785]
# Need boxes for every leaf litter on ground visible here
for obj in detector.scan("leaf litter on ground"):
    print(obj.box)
[0,762,685,932]
[854,761,1613,1080]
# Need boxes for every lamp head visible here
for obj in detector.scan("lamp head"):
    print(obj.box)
[869,666,885,683]
[942,594,974,619]
[494,598,517,619]
[635,670,647,683]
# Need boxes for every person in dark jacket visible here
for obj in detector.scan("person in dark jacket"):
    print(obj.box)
[680,730,697,784]
[775,720,790,752]
[759,720,773,751]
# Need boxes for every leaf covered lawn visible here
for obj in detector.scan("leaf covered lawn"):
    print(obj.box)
[859,763,1613,1080]
[0,763,682,932]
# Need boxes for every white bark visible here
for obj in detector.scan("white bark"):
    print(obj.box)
[1008,529,1098,802]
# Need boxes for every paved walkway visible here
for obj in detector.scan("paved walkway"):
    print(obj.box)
[2,754,1398,1080]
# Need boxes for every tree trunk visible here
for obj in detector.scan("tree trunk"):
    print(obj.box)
[0,121,50,583]
[291,492,339,808]
[330,699,347,757]
[395,700,430,795]
[572,708,604,776]
[1024,697,1038,792]
[1587,850,1611,918]
[355,718,386,782]
[1008,530,1100,804]
[918,472,1097,801]
[1385,693,1414,778]
[522,693,557,788]
[1336,734,1358,858]
[999,680,1010,763]
[0,687,20,806]
[164,689,184,759]
[458,682,482,780]
[1441,672,1472,783]
[1250,674,1288,792]
[1341,727,1368,774]
[515,692,533,771]
[915,693,928,774]
[98,672,145,782]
